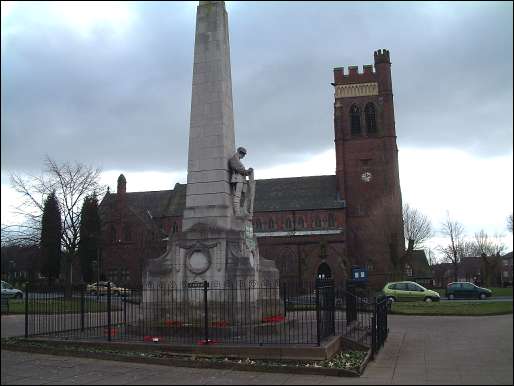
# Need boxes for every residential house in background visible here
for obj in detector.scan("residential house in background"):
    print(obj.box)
[501,252,513,287]
[432,252,513,288]
[402,249,433,288]
[1,245,41,284]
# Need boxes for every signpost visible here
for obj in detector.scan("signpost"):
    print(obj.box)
[187,281,208,289]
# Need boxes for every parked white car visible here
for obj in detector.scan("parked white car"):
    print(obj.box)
[1,280,24,299]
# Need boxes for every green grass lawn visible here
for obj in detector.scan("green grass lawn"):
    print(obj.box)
[434,287,513,298]
[5,299,121,314]
[390,301,512,316]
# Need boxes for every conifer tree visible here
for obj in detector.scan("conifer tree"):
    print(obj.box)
[78,193,101,284]
[40,191,62,285]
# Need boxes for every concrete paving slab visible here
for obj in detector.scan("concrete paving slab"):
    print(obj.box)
[2,313,513,385]
[0,375,29,385]
[202,370,277,385]
[85,374,162,385]
[360,364,395,379]
[425,369,461,383]
[5,378,56,385]
[306,377,390,385]
[282,374,324,385]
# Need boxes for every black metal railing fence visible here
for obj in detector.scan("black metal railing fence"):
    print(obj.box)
[24,279,387,352]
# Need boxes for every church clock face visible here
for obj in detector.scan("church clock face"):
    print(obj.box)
[361,171,373,183]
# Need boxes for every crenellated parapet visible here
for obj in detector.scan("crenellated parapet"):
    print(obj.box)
[373,49,390,64]
[333,65,376,85]
[333,49,392,90]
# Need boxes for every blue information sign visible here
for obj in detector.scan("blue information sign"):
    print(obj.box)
[351,267,368,282]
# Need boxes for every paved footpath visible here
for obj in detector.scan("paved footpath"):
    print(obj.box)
[2,314,513,385]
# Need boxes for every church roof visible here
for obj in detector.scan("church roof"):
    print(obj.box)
[254,175,345,212]
[99,175,345,220]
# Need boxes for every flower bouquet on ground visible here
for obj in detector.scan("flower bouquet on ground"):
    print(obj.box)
[262,315,285,323]
[163,320,183,327]
[197,339,219,345]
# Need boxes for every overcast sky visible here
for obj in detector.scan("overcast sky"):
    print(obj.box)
[1,1,513,255]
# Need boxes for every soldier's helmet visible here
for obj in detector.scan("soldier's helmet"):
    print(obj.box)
[237,147,247,155]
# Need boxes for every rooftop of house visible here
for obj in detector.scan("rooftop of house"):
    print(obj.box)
[405,249,432,278]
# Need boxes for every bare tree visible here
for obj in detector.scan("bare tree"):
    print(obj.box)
[1,224,40,247]
[7,156,106,285]
[507,214,513,233]
[473,230,506,286]
[403,203,433,252]
[473,230,506,257]
[438,211,465,282]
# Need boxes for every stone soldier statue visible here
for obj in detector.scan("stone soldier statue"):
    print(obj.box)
[229,147,253,216]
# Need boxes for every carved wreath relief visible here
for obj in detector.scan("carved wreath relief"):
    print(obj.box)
[179,241,218,276]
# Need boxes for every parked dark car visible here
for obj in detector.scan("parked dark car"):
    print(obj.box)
[445,282,492,300]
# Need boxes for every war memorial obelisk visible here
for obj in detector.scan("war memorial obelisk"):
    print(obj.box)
[143,1,280,323]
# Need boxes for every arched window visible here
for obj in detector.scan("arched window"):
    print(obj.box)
[255,219,262,231]
[317,263,332,279]
[365,103,377,134]
[297,217,304,229]
[123,224,132,242]
[285,218,293,230]
[328,214,336,228]
[350,105,361,135]
[314,217,322,228]
[268,218,275,230]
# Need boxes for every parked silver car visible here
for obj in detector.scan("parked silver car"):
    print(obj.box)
[1,280,24,299]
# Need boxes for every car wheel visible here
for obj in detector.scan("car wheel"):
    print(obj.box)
[14,293,22,300]
[448,294,455,300]
[479,293,487,300]
[424,297,433,303]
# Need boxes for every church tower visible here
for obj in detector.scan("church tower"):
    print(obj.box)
[333,49,404,283]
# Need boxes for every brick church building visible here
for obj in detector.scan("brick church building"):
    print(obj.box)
[99,49,404,289]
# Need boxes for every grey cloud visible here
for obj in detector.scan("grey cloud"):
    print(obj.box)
[1,1,512,177]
